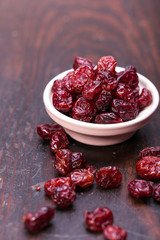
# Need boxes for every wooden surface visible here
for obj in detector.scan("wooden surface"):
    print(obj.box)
[0,0,160,239]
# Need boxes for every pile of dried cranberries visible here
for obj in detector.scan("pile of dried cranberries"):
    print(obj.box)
[52,56,152,124]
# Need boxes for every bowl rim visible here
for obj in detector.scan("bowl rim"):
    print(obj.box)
[43,66,159,130]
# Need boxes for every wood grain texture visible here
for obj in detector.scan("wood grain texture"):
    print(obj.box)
[0,0,160,239]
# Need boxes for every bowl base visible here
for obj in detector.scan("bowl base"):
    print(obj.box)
[64,129,136,146]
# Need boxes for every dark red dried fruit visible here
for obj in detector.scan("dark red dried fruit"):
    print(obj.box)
[36,123,64,140]
[82,80,102,101]
[136,156,160,180]
[51,79,66,92]
[23,206,55,232]
[137,88,152,110]
[117,66,138,89]
[63,71,75,93]
[138,146,160,160]
[54,149,72,175]
[69,168,94,188]
[71,152,87,170]
[113,83,135,103]
[50,131,69,153]
[52,90,73,113]
[51,185,76,208]
[73,56,95,70]
[128,179,153,198]
[97,56,117,75]
[96,166,122,189]
[95,89,111,112]
[96,71,118,91]
[44,177,73,195]
[103,225,127,240]
[85,165,97,174]
[94,112,123,124]
[84,207,114,231]
[111,99,139,122]
[153,184,160,202]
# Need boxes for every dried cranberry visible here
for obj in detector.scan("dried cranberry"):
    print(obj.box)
[117,66,138,89]
[54,149,72,175]
[113,83,135,103]
[84,207,114,231]
[23,206,55,232]
[82,80,102,101]
[136,156,160,180]
[103,225,127,240]
[128,179,153,198]
[52,90,73,113]
[85,165,97,174]
[73,56,95,70]
[51,185,76,208]
[63,71,75,93]
[44,177,73,195]
[138,146,160,160]
[97,56,117,75]
[96,71,118,91]
[94,112,123,124]
[96,167,122,189]
[36,123,64,140]
[69,168,94,188]
[153,184,160,202]
[111,99,139,122]
[95,90,111,112]
[137,88,152,110]
[71,152,87,170]
[50,131,69,153]
[51,79,66,92]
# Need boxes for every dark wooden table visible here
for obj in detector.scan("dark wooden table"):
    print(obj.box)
[1,0,160,239]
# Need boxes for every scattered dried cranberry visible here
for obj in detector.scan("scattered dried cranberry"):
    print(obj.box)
[52,90,73,113]
[117,66,138,89]
[51,185,76,208]
[153,184,160,202]
[136,156,160,180]
[71,152,87,170]
[54,149,72,175]
[95,89,111,112]
[96,167,122,189]
[138,146,160,160]
[82,80,102,101]
[103,225,127,240]
[50,131,69,153]
[128,179,153,198]
[94,112,123,124]
[73,56,95,70]
[85,165,97,174]
[97,56,117,75]
[36,123,64,140]
[23,206,55,232]
[84,207,113,231]
[44,177,73,195]
[137,88,152,110]
[69,168,94,188]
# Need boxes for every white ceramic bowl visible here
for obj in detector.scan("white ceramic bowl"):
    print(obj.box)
[43,67,159,146]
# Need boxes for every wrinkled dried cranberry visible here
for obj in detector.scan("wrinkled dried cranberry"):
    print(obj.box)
[71,152,87,170]
[36,123,64,140]
[137,88,152,110]
[96,71,118,91]
[103,225,127,240]
[117,66,138,89]
[51,185,76,208]
[51,79,66,92]
[54,149,72,175]
[72,97,97,122]
[136,156,160,180]
[50,131,69,153]
[111,99,139,122]
[97,56,117,75]
[96,167,122,189]
[82,80,102,101]
[23,207,55,232]
[52,90,73,113]
[85,165,97,174]
[73,56,95,70]
[44,177,73,195]
[138,146,160,160]
[113,83,135,103]
[63,71,75,93]
[95,90,111,112]
[153,184,160,202]
[128,179,153,198]
[69,168,94,188]
[94,112,123,124]
[84,207,114,231]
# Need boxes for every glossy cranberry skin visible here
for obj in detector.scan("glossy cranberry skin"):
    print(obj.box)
[54,149,72,175]
[73,56,95,70]
[117,66,138,89]
[97,56,117,75]
[51,185,76,208]
[51,79,66,92]
[137,88,152,110]
[71,152,87,170]
[96,71,118,91]
[103,225,127,240]
[128,179,153,198]
[85,165,97,174]
[113,83,135,103]
[82,80,102,101]
[69,168,94,188]
[94,112,123,124]
[84,207,114,231]
[138,146,160,159]
[36,123,64,140]
[44,177,73,195]
[63,71,75,93]
[24,207,55,232]
[95,89,112,112]
[136,156,160,180]
[50,131,69,153]
[153,184,160,202]
[52,90,73,113]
